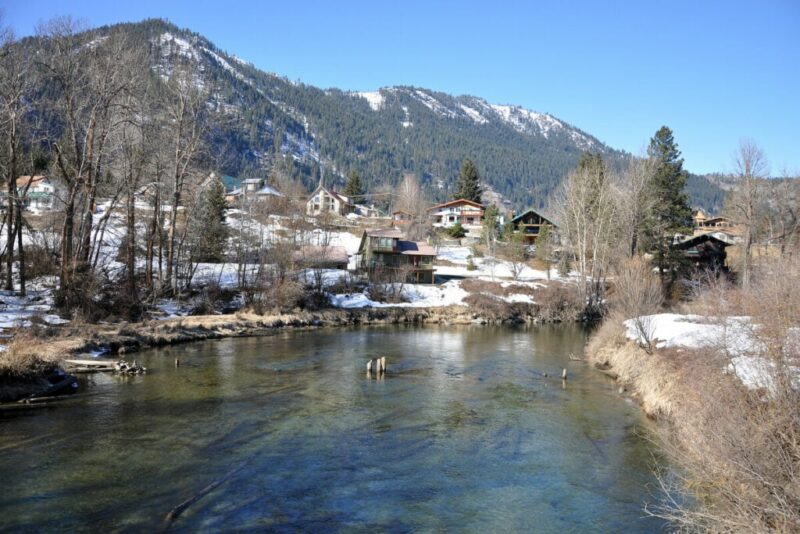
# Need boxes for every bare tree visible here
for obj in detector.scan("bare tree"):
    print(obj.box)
[728,139,768,288]
[394,172,429,239]
[161,65,210,295]
[615,156,657,258]
[554,153,618,314]
[0,26,32,293]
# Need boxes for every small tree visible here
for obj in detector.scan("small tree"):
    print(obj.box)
[188,175,229,263]
[503,232,528,280]
[447,221,466,238]
[482,203,500,245]
[453,158,482,203]
[535,224,553,280]
[343,170,365,199]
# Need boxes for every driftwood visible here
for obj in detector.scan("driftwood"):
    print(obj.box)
[115,360,147,375]
[163,460,248,527]
[64,359,116,373]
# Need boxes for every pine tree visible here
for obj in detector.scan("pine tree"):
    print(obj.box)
[646,126,693,289]
[343,170,365,199]
[454,158,483,203]
[190,176,229,263]
[648,126,692,233]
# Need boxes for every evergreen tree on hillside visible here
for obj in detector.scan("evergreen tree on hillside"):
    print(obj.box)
[645,126,692,290]
[454,158,483,203]
[343,170,365,199]
[648,126,692,232]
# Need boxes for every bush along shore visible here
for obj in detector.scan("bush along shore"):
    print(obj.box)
[0,300,583,404]
[586,260,800,532]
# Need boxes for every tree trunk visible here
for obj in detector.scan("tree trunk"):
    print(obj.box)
[15,196,25,296]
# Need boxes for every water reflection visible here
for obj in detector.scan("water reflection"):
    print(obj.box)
[0,324,665,532]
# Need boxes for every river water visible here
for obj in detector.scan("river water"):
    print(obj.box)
[0,325,665,532]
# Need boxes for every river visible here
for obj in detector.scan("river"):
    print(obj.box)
[0,324,665,532]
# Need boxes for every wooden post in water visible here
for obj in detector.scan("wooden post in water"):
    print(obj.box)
[366,359,373,377]
[175,357,180,368]
[380,357,386,374]
[561,368,567,380]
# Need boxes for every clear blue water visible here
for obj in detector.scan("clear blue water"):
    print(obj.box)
[0,324,665,532]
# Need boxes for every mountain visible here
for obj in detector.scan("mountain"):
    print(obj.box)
[20,19,725,212]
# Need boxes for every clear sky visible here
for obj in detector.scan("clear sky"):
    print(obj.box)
[2,0,798,175]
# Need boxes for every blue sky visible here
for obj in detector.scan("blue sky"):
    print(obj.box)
[2,0,798,175]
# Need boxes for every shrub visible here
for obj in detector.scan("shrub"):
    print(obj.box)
[447,222,466,238]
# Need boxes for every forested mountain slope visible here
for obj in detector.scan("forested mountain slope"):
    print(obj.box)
[21,18,725,211]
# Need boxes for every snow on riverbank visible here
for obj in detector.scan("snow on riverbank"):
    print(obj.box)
[624,313,798,391]
[0,277,68,349]
[434,245,566,281]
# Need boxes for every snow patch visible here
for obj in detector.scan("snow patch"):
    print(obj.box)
[356,91,385,111]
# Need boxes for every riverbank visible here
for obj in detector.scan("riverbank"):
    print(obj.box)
[1,302,569,403]
[586,312,800,531]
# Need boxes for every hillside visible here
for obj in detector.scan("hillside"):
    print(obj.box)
[21,18,725,211]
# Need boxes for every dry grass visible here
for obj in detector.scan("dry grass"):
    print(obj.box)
[589,256,800,532]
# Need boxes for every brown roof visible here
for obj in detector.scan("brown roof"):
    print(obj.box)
[16,175,47,188]
[293,245,349,264]
[397,240,436,256]
[366,228,405,238]
[428,198,485,211]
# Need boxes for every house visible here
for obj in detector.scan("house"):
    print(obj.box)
[16,176,58,212]
[226,177,282,206]
[293,245,349,270]
[692,213,743,243]
[429,199,485,234]
[672,233,731,271]
[392,210,413,225]
[306,185,353,216]
[510,208,556,244]
[355,228,436,284]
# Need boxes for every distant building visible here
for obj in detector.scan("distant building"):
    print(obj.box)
[428,199,485,234]
[225,177,282,206]
[15,176,59,212]
[355,228,436,284]
[392,210,413,226]
[293,245,349,270]
[672,233,731,271]
[510,208,557,244]
[306,184,353,216]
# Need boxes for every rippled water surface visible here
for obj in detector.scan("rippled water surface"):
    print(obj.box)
[0,325,665,532]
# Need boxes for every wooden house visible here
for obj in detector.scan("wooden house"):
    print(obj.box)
[672,233,731,271]
[510,208,556,244]
[355,228,436,283]
[293,245,349,270]
[392,210,413,226]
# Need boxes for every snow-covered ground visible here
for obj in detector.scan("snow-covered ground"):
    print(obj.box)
[624,313,799,391]
[0,276,67,350]
[435,245,566,281]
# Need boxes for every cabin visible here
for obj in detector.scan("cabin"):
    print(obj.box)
[15,176,59,212]
[355,228,436,284]
[293,245,349,270]
[392,210,413,225]
[672,234,731,271]
[226,177,282,206]
[429,199,485,234]
[306,185,353,216]
[510,208,556,244]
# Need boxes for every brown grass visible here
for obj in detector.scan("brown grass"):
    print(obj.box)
[588,256,800,531]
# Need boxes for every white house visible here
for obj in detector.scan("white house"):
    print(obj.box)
[306,184,352,216]
[225,177,282,206]
[428,198,485,234]
[16,175,58,212]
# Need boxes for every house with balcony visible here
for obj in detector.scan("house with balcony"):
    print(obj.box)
[306,184,353,216]
[510,208,557,244]
[428,199,485,235]
[355,228,436,284]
